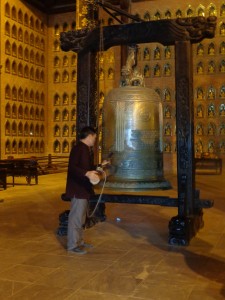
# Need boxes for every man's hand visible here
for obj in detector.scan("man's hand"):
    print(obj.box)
[85,170,99,182]
[101,160,111,166]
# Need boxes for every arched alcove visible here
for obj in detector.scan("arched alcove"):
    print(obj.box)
[71,108,76,121]
[18,122,23,135]
[24,106,29,119]
[24,140,29,153]
[12,140,17,154]
[24,122,29,135]
[18,9,23,23]
[5,103,11,117]
[5,21,10,36]
[40,93,45,105]
[5,121,11,136]
[18,27,23,41]
[35,19,40,31]
[5,58,10,73]
[54,140,61,153]
[40,140,45,153]
[63,125,69,136]
[35,107,40,120]
[5,84,11,99]
[63,93,69,105]
[12,121,17,135]
[5,40,11,55]
[62,109,69,121]
[18,44,23,59]
[30,107,34,120]
[24,30,29,43]
[11,6,17,20]
[18,140,23,153]
[5,140,11,154]
[12,104,17,118]
[12,86,17,100]
[5,3,10,17]
[24,13,29,27]
[30,123,34,136]
[30,16,34,29]
[40,109,44,121]
[18,62,23,77]
[12,24,17,39]
[54,125,60,137]
[62,140,69,153]
[40,124,44,136]
[35,124,40,136]
[35,141,39,153]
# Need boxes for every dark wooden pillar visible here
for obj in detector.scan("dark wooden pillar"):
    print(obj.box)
[168,41,203,245]
[76,52,98,135]
[74,0,99,137]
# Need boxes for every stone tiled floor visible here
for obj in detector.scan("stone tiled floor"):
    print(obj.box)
[0,172,225,299]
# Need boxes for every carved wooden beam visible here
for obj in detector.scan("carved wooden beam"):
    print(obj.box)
[60,16,217,54]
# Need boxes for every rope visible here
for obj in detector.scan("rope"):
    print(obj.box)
[87,170,107,218]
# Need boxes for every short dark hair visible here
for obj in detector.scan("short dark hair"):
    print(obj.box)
[79,126,96,140]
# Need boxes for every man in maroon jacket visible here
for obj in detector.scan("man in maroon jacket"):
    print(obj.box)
[65,126,100,254]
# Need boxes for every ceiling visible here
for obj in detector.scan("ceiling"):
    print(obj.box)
[22,0,146,14]
[22,0,76,14]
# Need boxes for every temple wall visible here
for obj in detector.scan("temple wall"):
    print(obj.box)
[0,0,224,175]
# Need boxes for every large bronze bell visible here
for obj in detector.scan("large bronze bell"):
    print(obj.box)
[102,85,171,189]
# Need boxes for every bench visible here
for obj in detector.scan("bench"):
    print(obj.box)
[0,168,7,189]
[0,162,14,187]
[0,159,38,186]
[195,158,222,175]
[13,159,38,185]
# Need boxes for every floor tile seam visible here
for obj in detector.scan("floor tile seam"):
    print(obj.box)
[25,266,64,286]
[141,274,207,286]
[65,290,130,300]
[19,249,70,256]
[0,262,28,275]
[93,244,134,258]
[77,282,142,299]
[195,276,225,286]
[10,282,73,296]
[21,240,61,247]
[16,262,63,275]
[43,266,108,294]
[129,281,195,300]
[64,257,130,294]
[0,275,34,285]
[135,278,198,288]
[6,281,35,298]
[21,260,66,270]
[60,268,110,280]
[96,246,140,266]
[94,240,133,251]
[56,263,113,272]
[59,257,119,275]
[7,281,74,298]
[151,266,202,276]
[59,256,117,265]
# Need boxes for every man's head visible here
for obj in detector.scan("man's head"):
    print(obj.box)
[79,126,97,147]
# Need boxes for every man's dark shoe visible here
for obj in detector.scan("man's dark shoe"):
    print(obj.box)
[68,247,87,255]
[81,243,93,248]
